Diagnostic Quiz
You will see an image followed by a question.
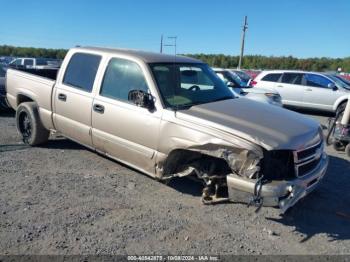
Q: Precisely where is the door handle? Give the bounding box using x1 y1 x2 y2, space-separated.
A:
93 104 105 114
58 93 67 101
305 88 312 91
277 85 284 88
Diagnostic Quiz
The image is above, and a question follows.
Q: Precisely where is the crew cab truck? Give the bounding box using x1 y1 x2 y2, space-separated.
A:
6 47 329 212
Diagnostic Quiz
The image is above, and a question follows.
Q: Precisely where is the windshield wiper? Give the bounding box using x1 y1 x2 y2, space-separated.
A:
210 96 235 103
174 101 204 110
173 96 234 110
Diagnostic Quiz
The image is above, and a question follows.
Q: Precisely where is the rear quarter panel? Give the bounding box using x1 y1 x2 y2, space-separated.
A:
6 69 56 130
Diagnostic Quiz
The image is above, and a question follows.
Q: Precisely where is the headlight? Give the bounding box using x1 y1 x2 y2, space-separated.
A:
265 93 282 103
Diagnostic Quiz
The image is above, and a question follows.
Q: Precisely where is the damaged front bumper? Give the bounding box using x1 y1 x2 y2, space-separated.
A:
227 152 329 213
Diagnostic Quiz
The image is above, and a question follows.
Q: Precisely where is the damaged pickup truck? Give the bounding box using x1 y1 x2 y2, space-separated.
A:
6 47 328 212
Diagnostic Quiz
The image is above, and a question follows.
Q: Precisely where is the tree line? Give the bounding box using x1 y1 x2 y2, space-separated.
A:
184 54 350 72
0 45 349 72
0 45 67 60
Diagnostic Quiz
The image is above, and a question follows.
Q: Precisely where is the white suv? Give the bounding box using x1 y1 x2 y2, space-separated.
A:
253 70 350 114
213 68 282 106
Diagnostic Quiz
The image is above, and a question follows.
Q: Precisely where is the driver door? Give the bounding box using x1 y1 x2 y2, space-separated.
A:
302 73 340 111
91 57 161 173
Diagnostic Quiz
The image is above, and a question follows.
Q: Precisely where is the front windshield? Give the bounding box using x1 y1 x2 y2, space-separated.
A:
326 75 349 89
150 63 234 109
334 75 350 87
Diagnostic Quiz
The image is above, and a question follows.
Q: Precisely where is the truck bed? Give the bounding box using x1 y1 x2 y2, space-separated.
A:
8 66 59 80
6 68 56 130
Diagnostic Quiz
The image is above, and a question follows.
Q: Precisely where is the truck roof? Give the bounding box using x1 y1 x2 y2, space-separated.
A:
76 46 202 64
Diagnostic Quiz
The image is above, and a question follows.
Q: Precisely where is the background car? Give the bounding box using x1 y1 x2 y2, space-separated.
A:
253 70 349 114
8 57 62 70
229 69 252 86
243 69 261 80
0 64 9 110
0 56 15 65
213 68 282 106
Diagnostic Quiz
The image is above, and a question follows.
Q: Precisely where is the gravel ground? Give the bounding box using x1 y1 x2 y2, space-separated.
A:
0 109 349 255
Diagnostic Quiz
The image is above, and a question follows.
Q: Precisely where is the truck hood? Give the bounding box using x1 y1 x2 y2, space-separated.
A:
176 98 321 150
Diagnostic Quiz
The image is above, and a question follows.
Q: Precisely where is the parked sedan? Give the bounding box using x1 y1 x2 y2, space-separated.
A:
213 68 282 107
253 70 350 114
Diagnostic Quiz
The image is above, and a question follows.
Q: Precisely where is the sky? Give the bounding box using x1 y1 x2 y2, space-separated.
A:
0 0 349 58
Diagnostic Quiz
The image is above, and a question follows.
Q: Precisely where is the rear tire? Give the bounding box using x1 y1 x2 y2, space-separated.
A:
16 102 49 146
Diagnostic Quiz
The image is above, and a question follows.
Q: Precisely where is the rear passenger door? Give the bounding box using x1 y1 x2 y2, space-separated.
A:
53 52 102 147
301 73 339 111
275 73 304 106
91 57 161 174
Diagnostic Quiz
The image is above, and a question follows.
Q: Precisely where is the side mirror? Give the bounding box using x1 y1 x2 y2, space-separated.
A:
128 90 155 110
328 83 337 90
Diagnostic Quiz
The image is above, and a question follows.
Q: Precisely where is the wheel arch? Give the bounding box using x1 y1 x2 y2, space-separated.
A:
17 93 35 107
333 97 348 112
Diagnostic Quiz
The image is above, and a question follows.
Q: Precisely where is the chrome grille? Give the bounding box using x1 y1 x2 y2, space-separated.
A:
293 141 323 177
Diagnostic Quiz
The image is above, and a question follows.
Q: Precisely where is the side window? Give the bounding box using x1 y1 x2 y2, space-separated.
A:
63 53 101 92
305 74 333 88
261 73 282 82
100 58 148 102
24 59 34 66
281 73 302 85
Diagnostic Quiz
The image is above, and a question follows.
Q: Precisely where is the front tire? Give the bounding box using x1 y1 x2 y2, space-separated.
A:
336 101 347 117
345 144 350 158
333 141 345 151
16 102 49 146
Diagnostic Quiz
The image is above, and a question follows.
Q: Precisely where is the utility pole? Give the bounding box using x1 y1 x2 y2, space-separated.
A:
164 36 177 56
160 34 163 53
238 16 248 69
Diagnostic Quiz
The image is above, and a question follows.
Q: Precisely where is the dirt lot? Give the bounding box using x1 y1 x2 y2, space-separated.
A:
0 109 349 255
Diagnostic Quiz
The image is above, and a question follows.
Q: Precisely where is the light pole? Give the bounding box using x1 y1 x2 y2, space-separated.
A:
238 16 248 69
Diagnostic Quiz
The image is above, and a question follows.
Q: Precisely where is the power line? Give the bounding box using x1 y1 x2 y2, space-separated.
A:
160 35 177 55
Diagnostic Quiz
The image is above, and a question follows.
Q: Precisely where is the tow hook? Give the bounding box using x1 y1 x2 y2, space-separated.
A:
247 176 266 213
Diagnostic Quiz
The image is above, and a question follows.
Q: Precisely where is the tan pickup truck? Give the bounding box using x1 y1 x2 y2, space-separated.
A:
6 47 328 212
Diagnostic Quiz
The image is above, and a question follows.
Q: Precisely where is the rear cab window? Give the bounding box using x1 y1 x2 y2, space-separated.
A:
63 53 102 92
24 59 34 66
261 73 282 82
